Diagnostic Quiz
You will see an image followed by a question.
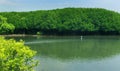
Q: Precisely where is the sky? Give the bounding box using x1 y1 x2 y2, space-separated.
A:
0 0 120 12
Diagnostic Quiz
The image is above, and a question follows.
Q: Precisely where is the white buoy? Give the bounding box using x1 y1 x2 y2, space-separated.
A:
81 36 83 40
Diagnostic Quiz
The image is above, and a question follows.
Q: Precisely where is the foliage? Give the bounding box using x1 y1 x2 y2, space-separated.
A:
1 8 120 35
0 15 15 34
0 37 38 71
36 32 42 35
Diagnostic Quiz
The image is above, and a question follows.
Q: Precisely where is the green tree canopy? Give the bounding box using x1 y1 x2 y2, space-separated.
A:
1 8 120 35
0 15 15 34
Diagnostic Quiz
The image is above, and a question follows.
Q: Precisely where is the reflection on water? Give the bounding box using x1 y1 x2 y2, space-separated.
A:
7 36 120 71
36 55 120 71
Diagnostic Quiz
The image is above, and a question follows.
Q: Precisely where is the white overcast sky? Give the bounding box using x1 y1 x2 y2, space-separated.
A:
0 0 120 12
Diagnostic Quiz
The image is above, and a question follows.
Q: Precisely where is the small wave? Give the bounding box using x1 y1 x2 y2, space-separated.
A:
25 39 78 44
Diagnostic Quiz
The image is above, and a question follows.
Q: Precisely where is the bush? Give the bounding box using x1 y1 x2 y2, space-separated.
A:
0 37 38 71
36 32 42 35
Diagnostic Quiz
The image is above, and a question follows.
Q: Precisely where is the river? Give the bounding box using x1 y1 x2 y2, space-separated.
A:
7 36 120 71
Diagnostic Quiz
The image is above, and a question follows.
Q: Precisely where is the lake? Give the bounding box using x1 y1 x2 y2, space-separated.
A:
7 36 120 71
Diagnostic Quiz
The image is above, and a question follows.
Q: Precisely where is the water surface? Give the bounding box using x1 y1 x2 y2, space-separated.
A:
8 36 120 71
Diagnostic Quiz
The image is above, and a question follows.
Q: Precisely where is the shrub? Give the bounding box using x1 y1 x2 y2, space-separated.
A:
36 32 42 35
0 37 38 71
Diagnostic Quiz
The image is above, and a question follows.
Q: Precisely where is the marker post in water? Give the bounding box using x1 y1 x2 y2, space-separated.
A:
81 36 83 40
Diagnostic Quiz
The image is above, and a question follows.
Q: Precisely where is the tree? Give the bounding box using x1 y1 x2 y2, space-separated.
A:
1 8 120 35
0 15 15 34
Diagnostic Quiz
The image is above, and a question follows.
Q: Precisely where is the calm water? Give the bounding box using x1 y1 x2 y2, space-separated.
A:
7 36 120 71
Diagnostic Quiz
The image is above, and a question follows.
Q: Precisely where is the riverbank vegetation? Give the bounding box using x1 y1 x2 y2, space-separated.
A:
0 37 37 71
0 8 120 35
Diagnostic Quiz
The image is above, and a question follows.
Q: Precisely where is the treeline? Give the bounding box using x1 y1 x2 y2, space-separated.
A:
0 8 120 35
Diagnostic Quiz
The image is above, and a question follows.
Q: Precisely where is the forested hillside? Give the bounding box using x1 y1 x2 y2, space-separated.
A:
0 8 120 35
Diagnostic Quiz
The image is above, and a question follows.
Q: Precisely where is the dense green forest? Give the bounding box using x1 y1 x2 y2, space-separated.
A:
0 8 120 35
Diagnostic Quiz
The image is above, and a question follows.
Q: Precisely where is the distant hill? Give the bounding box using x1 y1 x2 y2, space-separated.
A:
0 8 120 35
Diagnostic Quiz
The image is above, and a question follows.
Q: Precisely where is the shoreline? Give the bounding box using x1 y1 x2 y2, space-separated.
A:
0 34 120 37
0 34 38 37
